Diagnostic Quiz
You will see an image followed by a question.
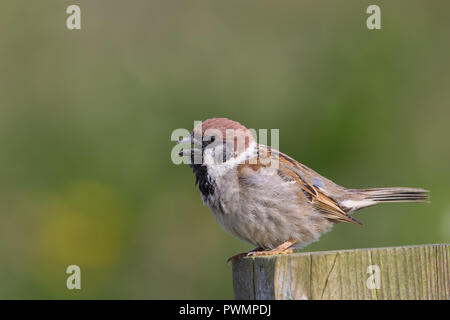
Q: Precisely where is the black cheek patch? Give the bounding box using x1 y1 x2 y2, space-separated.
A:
191 164 216 197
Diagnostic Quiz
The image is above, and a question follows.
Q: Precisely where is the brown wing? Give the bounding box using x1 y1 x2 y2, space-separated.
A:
251 146 362 226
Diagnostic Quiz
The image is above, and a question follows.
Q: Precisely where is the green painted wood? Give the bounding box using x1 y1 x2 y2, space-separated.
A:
232 244 449 300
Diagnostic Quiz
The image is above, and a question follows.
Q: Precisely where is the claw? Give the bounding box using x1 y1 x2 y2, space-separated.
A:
226 246 264 265
226 252 249 264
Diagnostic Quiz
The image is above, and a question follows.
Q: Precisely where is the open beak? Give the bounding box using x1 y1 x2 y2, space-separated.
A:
177 134 201 158
178 135 192 156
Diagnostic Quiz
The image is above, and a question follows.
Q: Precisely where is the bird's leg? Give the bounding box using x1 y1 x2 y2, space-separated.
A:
227 246 264 264
247 239 296 257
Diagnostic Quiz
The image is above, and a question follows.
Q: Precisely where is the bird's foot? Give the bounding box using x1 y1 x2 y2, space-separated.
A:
248 247 293 257
227 240 296 263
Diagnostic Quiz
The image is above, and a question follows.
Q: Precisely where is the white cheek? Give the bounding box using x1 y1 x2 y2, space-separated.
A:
203 148 216 166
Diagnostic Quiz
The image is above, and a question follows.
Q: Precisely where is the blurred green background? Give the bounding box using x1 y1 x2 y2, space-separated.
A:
0 0 449 299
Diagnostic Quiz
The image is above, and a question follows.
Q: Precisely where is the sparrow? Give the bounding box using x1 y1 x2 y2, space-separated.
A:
177 118 429 262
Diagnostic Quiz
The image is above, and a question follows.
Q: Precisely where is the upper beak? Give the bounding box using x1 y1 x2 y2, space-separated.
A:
177 135 193 145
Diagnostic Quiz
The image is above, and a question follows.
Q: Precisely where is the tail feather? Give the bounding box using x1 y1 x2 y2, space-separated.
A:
358 187 429 203
342 187 429 212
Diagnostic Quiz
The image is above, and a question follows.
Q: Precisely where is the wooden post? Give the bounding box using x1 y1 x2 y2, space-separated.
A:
232 244 449 300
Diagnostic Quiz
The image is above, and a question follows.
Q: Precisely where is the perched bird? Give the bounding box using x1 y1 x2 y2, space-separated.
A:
177 118 429 262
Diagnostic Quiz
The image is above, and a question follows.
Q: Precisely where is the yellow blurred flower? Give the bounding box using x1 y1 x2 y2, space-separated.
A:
36 181 129 269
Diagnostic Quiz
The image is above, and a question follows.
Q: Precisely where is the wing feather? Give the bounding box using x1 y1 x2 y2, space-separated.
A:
241 145 362 226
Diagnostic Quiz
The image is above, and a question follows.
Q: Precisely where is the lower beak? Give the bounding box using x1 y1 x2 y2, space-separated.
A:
178 148 194 157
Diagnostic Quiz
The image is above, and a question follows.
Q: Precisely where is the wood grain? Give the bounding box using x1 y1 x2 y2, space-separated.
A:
232 244 449 300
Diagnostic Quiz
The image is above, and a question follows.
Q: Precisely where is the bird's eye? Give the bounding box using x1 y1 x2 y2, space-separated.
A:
202 135 216 148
